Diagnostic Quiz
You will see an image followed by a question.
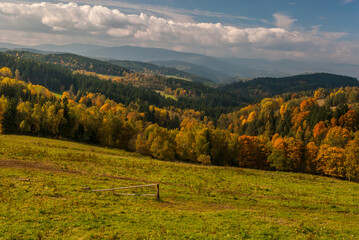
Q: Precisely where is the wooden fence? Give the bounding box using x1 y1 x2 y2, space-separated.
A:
83 183 160 200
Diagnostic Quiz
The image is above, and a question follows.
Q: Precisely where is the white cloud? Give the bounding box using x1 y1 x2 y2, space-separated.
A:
55 0 260 23
273 13 297 30
343 0 355 4
0 2 357 64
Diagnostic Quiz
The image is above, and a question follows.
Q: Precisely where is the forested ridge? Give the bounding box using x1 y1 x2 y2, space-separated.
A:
1 64 359 182
221 73 359 100
5 51 130 76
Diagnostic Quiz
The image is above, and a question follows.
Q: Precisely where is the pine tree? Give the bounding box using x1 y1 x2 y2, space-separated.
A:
2 99 18 134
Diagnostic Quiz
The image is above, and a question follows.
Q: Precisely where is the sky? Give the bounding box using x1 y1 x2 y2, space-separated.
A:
0 0 358 64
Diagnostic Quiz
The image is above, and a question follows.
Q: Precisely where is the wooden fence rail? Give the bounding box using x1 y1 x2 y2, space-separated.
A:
83 183 160 200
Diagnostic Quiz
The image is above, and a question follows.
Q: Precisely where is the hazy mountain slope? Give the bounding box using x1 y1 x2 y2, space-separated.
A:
0 42 24 49
83 45 359 80
149 60 231 83
83 46 201 61
82 46 287 81
34 43 103 54
108 60 215 85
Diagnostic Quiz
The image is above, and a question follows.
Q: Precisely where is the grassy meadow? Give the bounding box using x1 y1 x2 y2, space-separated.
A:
0 135 359 239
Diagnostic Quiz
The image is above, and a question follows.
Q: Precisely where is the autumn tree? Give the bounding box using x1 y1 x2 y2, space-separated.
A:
236 135 269 169
210 129 232 166
140 124 175 161
338 110 359 131
316 144 345 178
0 67 12 78
300 98 316 112
324 126 350 148
305 142 318 173
17 101 33 132
269 137 304 171
313 121 328 143
344 140 359 182
175 130 196 161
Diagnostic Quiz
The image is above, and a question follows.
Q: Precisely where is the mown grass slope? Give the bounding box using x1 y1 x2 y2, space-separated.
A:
0 135 359 239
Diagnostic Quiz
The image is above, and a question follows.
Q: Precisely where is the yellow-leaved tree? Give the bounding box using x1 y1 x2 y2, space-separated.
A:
0 67 12 78
268 137 304 171
316 144 345 178
324 126 351 148
344 140 359 182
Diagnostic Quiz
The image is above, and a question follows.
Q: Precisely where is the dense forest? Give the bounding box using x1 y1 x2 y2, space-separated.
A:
1 65 359 182
221 73 359 100
5 51 130 76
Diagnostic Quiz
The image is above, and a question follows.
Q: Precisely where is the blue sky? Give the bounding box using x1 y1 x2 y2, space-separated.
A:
111 0 359 38
0 0 358 64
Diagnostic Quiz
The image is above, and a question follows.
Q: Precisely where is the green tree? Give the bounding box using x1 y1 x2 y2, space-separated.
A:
2 99 18 134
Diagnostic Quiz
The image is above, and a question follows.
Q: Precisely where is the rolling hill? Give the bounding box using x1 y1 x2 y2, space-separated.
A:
1 134 358 239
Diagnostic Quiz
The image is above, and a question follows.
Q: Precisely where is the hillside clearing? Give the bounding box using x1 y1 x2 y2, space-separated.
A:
0 135 359 239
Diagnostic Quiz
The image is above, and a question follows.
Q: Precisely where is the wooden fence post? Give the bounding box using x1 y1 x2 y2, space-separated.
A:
156 183 160 201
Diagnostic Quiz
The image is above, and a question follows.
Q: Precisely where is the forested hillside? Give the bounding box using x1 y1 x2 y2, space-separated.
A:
1 66 359 182
5 51 130 76
0 52 247 119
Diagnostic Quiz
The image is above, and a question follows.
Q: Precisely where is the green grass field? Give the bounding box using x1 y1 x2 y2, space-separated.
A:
155 90 178 101
165 75 191 82
0 135 359 239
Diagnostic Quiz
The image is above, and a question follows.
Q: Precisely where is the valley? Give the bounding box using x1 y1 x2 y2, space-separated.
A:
1 1 359 238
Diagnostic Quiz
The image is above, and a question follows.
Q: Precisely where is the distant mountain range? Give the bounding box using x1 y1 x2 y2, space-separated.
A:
1 42 359 83
82 46 289 81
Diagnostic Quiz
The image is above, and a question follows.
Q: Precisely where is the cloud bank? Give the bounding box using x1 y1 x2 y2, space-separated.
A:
0 2 357 63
